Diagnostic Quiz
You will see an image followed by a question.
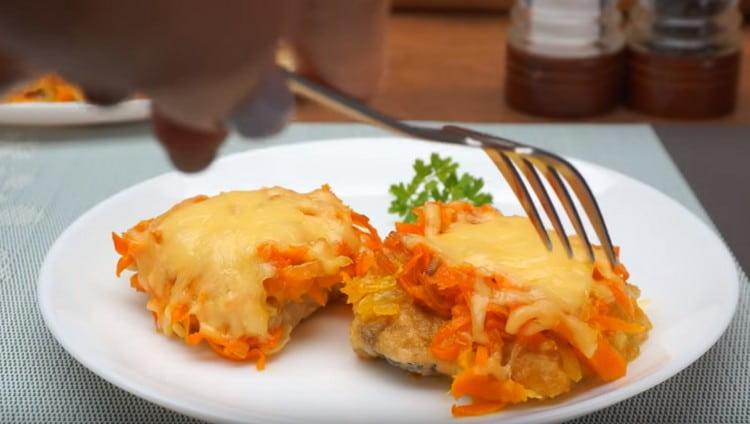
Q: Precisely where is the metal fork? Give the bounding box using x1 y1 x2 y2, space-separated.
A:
285 71 619 269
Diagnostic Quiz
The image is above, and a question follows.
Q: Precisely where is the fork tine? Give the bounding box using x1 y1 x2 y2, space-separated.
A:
511 155 574 258
539 163 596 262
544 156 620 268
483 148 553 251
438 125 609 265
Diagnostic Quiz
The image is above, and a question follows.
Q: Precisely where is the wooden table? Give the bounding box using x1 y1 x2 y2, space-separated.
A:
296 13 750 124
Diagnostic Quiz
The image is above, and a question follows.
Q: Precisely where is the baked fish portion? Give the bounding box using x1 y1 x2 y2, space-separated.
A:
113 186 379 368
343 201 650 417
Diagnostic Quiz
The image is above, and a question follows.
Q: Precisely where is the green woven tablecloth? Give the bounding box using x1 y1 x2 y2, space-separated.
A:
1 123 747 423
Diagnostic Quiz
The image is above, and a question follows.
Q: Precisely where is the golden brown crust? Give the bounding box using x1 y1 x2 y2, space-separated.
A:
510 350 572 398
350 301 457 376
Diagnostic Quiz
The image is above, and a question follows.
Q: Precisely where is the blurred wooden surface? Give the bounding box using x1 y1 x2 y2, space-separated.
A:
295 13 750 124
392 0 750 14
393 0 512 11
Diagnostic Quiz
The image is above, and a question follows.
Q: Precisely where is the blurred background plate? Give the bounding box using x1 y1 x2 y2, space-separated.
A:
0 99 150 126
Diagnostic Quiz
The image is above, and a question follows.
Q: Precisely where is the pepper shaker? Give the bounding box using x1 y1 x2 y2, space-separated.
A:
626 0 743 118
505 0 625 118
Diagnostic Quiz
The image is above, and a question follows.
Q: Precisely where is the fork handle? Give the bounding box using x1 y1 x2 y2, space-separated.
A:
285 70 473 146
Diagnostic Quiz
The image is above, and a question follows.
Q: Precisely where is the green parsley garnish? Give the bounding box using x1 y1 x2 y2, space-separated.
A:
388 153 494 222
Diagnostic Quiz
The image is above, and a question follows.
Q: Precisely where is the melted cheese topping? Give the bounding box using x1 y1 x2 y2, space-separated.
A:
128 187 360 341
425 215 597 313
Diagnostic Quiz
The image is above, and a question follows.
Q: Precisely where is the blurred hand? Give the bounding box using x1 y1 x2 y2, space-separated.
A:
0 0 389 171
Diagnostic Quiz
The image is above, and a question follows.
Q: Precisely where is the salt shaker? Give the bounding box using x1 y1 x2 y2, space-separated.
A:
505 0 625 118
626 0 743 118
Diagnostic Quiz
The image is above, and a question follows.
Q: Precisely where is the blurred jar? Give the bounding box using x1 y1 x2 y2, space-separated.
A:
626 0 743 118
505 0 625 118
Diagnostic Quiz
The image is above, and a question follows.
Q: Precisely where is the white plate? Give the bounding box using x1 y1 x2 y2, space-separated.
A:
0 99 149 126
38 138 739 423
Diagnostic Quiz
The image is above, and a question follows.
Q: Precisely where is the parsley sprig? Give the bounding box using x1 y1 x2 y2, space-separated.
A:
388 153 493 222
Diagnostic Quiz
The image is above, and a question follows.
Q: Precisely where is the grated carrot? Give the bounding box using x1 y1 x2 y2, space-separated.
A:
351 211 382 249
430 311 472 361
115 255 133 277
395 222 423 235
587 336 627 381
112 232 128 255
594 315 646 334
355 250 376 277
129 274 145 292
